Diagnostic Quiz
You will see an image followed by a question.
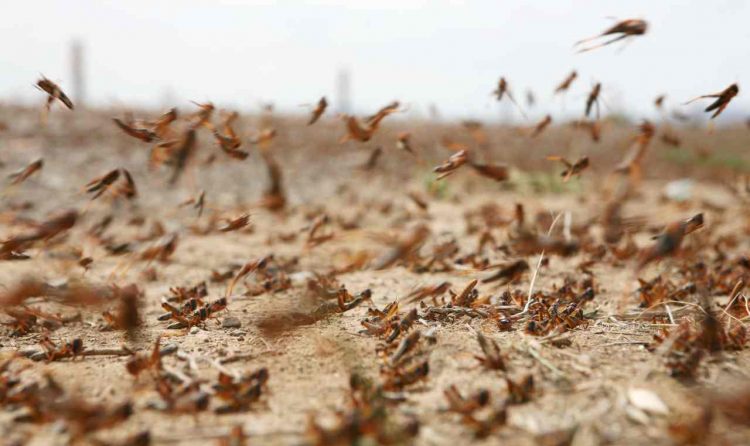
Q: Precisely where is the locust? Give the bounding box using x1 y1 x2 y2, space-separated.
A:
685 83 739 119
492 77 526 118
112 118 158 142
36 76 74 110
585 83 602 118
546 155 590 182
575 19 648 53
8 158 43 185
530 114 552 138
308 96 327 125
554 70 577 94
638 213 704 269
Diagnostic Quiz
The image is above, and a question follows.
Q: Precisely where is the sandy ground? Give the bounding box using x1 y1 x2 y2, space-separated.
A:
1 108 750 445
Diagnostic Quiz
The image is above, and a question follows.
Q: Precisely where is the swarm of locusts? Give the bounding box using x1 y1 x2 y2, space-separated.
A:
2 14 750 446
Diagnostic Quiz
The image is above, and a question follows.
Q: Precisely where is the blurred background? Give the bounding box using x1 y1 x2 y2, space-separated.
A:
2 0 749 121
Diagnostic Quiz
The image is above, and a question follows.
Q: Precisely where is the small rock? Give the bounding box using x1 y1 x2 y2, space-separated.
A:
289 271 316 285
628 387 669 415
189 326 201 335
664 179 694 202
222 317 242 329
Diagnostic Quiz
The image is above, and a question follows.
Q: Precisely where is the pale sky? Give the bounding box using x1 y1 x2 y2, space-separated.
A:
2 0 749 120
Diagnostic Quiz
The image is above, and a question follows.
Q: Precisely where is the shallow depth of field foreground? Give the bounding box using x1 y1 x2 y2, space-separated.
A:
3 3 750 446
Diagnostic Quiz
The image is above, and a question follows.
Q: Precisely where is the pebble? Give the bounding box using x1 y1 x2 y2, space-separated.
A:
222 317 242 328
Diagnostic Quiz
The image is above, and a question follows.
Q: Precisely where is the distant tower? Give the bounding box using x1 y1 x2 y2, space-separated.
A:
336 68 351 114
70 40 85 108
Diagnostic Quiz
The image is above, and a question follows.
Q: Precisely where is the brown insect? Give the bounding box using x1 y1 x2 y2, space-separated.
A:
164 296 228 329
340 117 373 143
226 257 269 295
9 158 43 185
341 103 398 143
638 213 704 269
371 224 430 270
481 259 529 285
366 100 401 124
36 76 74 110
387 307 419 343
505 374 534 404
159 298 198 322
433 149 469 179
585 83 602 118
654 94 666 109
469 161 510 182
685 83 739 119
218 213 251 232
117 169 137 199
444 385 490 415
169 129 196 185
55 398 134 440
407 191 428 210
251 128 277 147
40 335 84 362
213 368 269 413
475 332 506 370
546 155 590 182
4 307 40 335
149 138 178 170
153 380 210 414
85 169 120 200
1 209 78 258
112 118 158 142
308 96 328 125
306 214 334 247
125 337 163 377
102 284 141 333
140 233 179 263
575 19 648 53
403 281 451 304
335 288 372 313
492 77 526 118
180 190 206 217
213 113 248 160
0 278 110 309
570 119 601 142
461 404 508 439
390 330 421 365
384 360 430 390
307 372 420 445
614 120 655 181
492 77 512 102
396 131 415 154
452 279 479 307
150 107 178 139
530 114 552 138
554 70 577 94
359 146 383 171
260 151 286 211
360 300 400 336
190 101 215 130
660 131 681 147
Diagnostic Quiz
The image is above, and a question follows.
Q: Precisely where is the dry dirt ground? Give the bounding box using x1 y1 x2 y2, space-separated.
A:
1 107 750 445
